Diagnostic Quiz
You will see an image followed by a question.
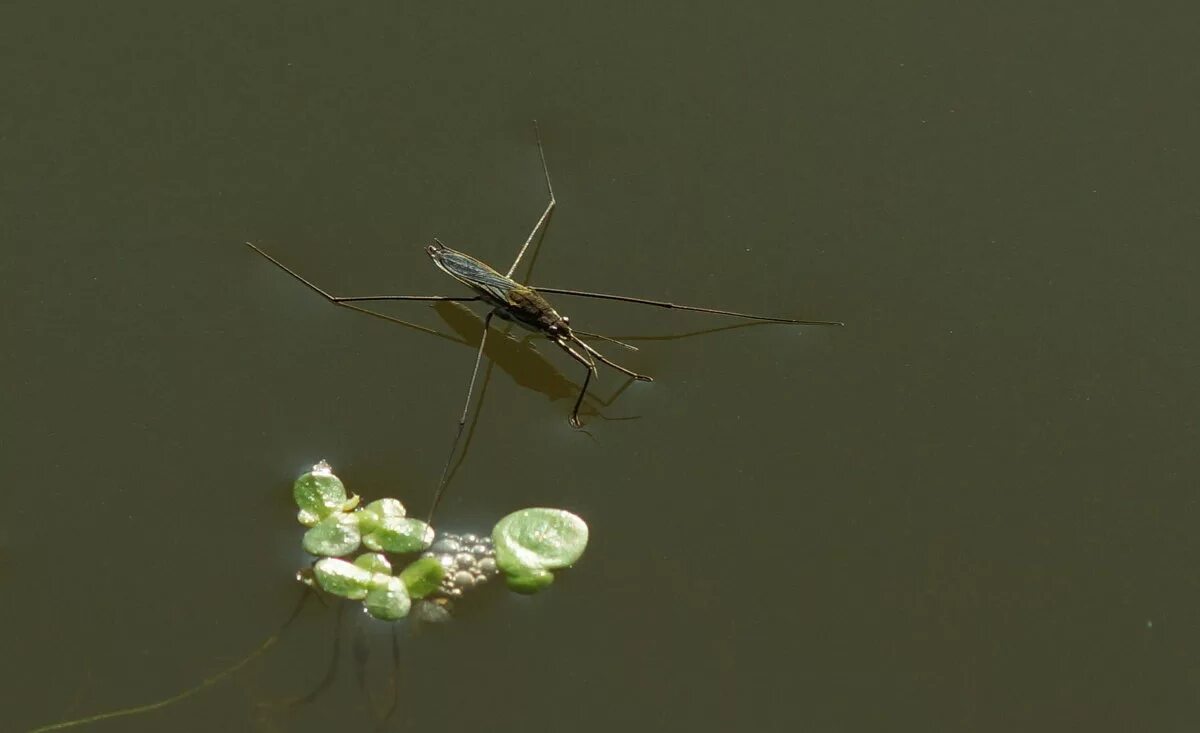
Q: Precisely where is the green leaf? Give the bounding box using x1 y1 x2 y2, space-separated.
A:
358 498 405 534
504 568 555 594
363 517 435 554
297 507 323 526
365 498 406 519
492 508 589 577
364 576 411 620
302 513 362 557
398 556 444 599
292 461 359 526
354 552 392 575
355 508 381 534
313 558 373 600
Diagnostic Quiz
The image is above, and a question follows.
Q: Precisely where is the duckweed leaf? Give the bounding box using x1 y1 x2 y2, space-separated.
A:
366 498 406 519
398 556 444 599
364 576 411 620
504 568 555 594
354 552 392 575
358 498 405 534
302 513 362 557
363 517 434 554
492 508 589 576
313 558 373 600
293 461 359 526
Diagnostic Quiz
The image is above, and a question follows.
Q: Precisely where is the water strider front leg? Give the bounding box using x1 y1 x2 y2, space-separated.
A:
557 338 598 428
572 336 653 382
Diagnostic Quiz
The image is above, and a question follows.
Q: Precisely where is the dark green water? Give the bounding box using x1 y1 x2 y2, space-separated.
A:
3 3 1198 731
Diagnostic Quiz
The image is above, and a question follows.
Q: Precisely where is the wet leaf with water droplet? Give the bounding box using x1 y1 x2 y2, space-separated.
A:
363 517 435 553
302 513 362 557
364 576 411 620
354 552 392 575
358 498 405 534
293 463 359 526
366 498 406 518
313 558 373 600
492 508 589 578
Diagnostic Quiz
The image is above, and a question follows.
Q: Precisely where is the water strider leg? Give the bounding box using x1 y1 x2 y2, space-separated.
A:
532 285 844 326
505 121 556 278
572 329 639 351
557 338 598 428
246 242 480 308
572 335 653 382
428 310 496 521
333 303 448 339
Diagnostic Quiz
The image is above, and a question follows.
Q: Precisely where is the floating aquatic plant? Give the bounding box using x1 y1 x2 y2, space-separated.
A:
294 461 588 619
27 460 592 732
293 460 359 526
493 507 589 593
398 556 445 599
292 466 435 561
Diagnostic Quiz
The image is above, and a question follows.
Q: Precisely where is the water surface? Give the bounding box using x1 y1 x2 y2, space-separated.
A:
2 3 1197 731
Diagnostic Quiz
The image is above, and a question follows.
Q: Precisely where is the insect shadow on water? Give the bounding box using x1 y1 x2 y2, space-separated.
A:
246 121 842 520
428 300 645 493
432 300 641 423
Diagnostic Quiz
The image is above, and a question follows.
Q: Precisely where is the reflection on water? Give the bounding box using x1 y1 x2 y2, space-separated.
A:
432 301 636 417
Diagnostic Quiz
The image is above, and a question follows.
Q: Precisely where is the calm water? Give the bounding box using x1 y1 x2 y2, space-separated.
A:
3 3 1198 731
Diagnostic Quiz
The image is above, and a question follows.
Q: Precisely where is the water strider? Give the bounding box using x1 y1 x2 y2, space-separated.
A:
246 122 841 516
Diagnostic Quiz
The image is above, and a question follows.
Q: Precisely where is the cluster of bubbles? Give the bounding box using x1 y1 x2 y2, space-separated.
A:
422 532 500 598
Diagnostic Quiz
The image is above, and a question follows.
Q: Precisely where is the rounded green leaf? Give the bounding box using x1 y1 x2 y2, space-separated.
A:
354 552 392 575
302 513 362 557
492 508 589 576
366 498 406 519
505 568 555 594
363 517 435 553
398 556 445 599
355 508 381 534
357 499 404 534
313 558 373 600
293 461 359 526
297 507 323 526
364 576 411 620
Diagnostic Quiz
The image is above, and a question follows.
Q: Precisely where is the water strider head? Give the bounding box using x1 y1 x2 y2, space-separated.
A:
545 315 574 342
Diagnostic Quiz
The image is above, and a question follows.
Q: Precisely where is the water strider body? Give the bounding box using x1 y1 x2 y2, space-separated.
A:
246 121 841 517
424 238 656 418
427 241 571 337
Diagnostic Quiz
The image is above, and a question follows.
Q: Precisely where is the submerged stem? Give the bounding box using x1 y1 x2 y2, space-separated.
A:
28 591 308 732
